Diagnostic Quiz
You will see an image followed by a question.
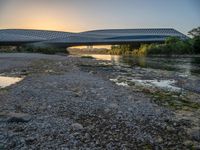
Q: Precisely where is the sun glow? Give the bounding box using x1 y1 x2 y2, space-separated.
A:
0 1 84 32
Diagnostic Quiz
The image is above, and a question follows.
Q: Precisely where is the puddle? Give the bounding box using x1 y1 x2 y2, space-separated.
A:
0 76 23 88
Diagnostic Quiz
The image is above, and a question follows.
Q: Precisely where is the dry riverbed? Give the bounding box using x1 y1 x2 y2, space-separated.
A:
0 53 199 149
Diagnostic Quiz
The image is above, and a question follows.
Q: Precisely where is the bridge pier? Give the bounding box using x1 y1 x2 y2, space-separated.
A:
87 45 93 50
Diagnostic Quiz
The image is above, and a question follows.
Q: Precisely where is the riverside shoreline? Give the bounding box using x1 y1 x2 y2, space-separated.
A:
0 53 199 149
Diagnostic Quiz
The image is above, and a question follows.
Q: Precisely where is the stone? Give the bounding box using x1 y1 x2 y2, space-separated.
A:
104 108 111 113
84 133 90 140
156 136 163 143
6 112 32 123
25 137 37 145
108 103 118 109
190 130 200 142
183 140 193 146
71 123 83 131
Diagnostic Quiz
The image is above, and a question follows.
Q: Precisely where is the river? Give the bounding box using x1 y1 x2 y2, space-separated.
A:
80 54 200 93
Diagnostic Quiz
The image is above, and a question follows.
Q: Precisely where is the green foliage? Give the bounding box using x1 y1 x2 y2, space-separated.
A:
18 46 69 54
110 44 138 55
0 45 69 54
110 36 199 56
146 38 194 55
192 36 200 54
0 46 17 52
165 37 180 44
109 27 200 56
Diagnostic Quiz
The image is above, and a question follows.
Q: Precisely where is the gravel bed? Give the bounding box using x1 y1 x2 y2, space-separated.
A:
0 53 199 149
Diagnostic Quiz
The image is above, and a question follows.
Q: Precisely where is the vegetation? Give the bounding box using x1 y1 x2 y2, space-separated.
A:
18 46 69 54
0 45 69 54
110 27 200 56
0 46 17 52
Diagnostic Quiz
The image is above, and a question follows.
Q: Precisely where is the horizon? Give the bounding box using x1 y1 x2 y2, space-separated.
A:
0 0 200 35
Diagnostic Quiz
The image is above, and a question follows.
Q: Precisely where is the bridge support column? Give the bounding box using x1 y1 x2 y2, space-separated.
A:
87 45 93 50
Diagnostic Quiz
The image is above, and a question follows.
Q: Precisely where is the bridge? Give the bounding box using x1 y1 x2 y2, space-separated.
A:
0 28 188 47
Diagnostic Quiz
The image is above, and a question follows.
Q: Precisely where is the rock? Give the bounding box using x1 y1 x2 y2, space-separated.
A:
6 112 32 123
190 130 200 142
89 71 94 74
142 89 151 93
47 105 52 109
156 136 163 143
84 133 90 140
104 108 111 113
183 140 193 146
108 103 118 109
0 112 7 119
25 137 37 145
166 126 174 132
71 123 83 131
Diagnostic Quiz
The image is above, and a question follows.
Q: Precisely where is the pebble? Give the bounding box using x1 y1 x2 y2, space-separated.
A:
0 53 199 149
190 130 200 142
108 103 118 109
71 123 84 131
6 112 32 123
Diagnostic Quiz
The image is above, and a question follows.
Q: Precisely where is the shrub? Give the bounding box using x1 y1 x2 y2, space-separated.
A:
19 46 69 54
192 36 200 54
165 37 180 44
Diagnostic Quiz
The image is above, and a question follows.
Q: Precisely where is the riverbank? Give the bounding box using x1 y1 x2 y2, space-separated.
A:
0 53 199 149
69 48 200 58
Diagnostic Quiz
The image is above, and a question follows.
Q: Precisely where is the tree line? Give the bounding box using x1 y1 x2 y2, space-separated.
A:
110 27 200 56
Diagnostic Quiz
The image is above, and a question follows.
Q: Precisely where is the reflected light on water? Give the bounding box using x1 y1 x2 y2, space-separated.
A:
83 54 120 62
0 76 23 88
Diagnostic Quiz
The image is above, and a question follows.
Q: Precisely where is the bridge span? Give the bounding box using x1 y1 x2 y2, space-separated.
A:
0 28 188 47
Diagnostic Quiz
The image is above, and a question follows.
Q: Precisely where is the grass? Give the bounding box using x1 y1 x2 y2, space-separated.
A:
124 79 200 111
0 88 9 93
150 91 200 110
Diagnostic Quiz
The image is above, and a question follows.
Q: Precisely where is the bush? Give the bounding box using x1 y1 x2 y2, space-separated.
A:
19 46 69 54
165 37 180 44
192 36 200 54
0 46 17 52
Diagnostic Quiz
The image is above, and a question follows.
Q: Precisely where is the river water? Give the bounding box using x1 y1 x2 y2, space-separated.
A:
0 76 23 88
81 54 200 93
83 54 200 77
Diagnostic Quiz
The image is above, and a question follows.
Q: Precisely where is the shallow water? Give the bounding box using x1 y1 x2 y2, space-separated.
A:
0 76 23 88
82 54 200 92
84 54 200 77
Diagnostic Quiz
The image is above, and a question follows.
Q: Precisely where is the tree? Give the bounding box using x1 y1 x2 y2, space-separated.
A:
188 27 200 37
193 36 200 54
165 37 180 44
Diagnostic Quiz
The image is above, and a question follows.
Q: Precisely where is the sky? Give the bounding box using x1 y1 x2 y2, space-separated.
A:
0 0 199 34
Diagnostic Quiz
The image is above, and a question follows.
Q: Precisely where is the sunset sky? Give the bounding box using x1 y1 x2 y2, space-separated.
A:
0 0 199 34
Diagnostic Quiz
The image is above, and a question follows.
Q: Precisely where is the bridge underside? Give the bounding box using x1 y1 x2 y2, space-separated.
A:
0 28 188 48
45 41 165 48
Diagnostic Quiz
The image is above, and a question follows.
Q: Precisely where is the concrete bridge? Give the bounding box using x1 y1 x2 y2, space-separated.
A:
0 28 188 47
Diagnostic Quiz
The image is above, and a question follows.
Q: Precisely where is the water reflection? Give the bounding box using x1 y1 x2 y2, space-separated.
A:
83 54 200 77
82 54 120 62
0 76 23 88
